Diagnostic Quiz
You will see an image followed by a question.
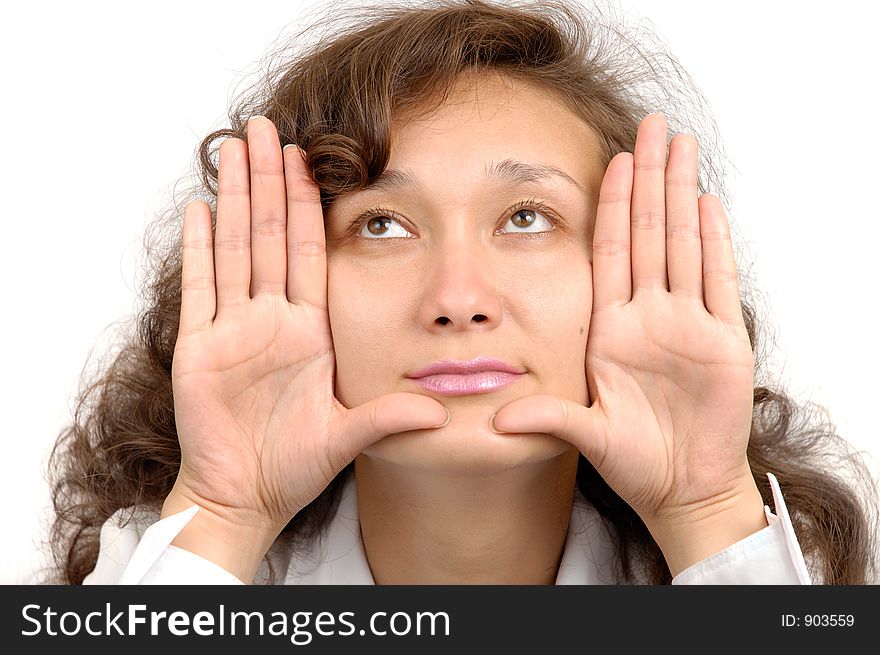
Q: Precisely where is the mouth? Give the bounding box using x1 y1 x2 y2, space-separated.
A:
405 357 526 396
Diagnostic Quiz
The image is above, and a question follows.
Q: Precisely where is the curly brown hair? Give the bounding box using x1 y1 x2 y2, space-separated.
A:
46 0 879 584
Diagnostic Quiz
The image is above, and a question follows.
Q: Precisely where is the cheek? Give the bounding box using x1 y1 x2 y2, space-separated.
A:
515 257 592 354
327 258 408 406
511 257 591 404
559 268 592 401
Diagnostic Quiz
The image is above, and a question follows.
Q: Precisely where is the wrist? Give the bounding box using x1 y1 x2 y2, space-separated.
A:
647 477 768 578
161 488 283 583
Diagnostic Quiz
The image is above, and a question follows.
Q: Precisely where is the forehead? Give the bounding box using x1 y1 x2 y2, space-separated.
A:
391 72 603 173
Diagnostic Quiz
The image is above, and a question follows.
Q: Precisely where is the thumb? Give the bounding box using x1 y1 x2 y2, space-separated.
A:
491 394 608 467
334 392 450 460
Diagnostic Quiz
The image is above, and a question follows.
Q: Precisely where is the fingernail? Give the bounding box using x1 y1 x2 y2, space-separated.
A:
488 412 507 434
432 407 451 428
283 144 305 160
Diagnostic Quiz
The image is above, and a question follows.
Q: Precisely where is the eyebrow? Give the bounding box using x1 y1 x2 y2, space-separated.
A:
359 158 586 195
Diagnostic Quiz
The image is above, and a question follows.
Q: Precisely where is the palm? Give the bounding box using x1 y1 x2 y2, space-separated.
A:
172 294 337 520
585 288 754 518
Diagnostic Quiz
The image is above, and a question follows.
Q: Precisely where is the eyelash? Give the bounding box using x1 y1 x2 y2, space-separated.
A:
347 197 563 240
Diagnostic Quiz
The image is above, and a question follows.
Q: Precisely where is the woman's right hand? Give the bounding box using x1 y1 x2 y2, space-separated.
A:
164 116 449 581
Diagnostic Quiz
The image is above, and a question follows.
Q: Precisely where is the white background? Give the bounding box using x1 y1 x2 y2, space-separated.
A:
2 0 878 583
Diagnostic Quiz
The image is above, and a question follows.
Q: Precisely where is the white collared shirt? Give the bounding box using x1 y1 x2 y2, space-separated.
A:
83 472 812 585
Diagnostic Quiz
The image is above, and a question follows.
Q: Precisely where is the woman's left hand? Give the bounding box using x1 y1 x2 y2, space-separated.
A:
492 113 767 575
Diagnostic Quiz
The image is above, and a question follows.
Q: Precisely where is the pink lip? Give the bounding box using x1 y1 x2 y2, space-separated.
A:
406 357 525 396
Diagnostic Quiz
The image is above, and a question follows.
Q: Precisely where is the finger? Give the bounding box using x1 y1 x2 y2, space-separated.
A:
214 138 252 312
592 151 634 308
491 394 607 469
698 194 743 325
332 393 450 463
179 200 216 336
665 134 703 300
631 113 669 292
246 116 288 297
283 144 328 309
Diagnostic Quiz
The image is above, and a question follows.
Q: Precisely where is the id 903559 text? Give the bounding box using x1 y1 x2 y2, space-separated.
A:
781 614 854 628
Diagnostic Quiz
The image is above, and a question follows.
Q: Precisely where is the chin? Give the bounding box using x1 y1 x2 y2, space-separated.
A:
358 399 573 474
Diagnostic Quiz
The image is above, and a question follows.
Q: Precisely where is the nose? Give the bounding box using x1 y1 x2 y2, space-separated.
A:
418 240 503 332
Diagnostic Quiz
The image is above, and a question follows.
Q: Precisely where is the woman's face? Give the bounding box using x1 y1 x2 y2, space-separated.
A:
325 73 607 472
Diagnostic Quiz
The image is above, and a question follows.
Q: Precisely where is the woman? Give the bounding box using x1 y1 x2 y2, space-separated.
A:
48 0 878 585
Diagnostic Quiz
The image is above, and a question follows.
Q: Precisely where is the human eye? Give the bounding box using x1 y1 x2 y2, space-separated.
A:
495 198 561 237
350 207 416 240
